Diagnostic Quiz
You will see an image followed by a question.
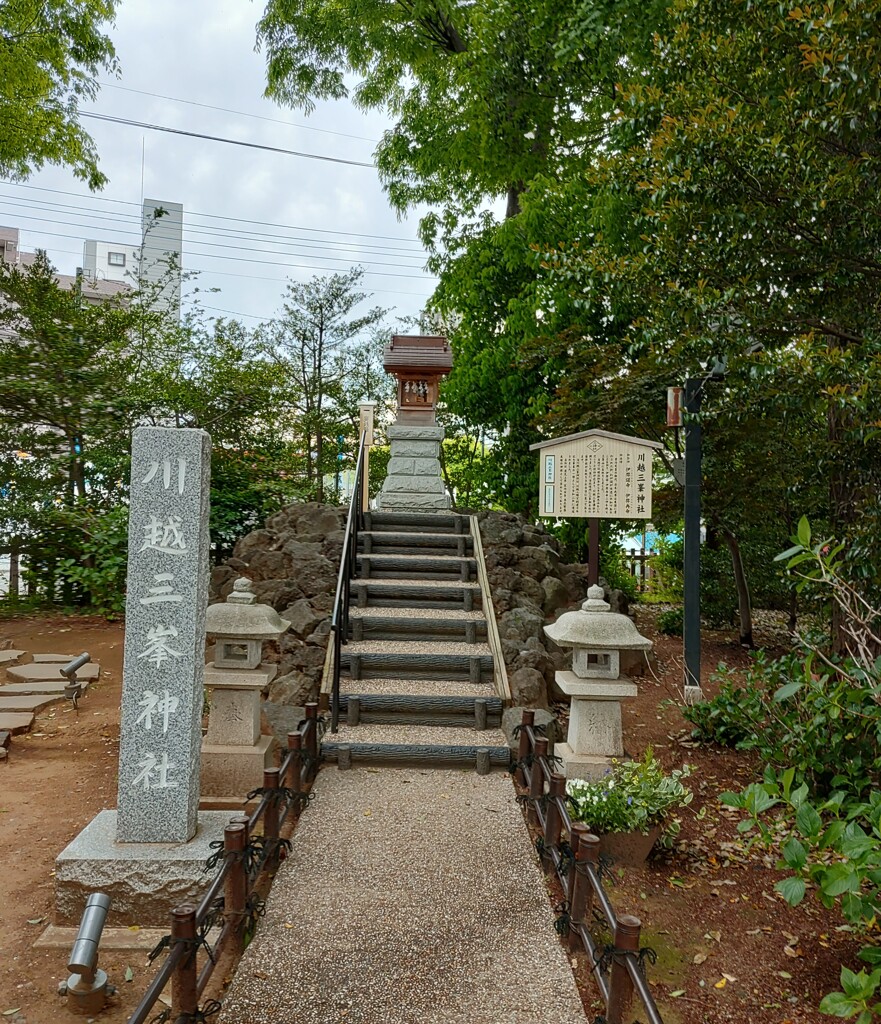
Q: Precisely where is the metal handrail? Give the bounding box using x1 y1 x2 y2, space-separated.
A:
330 431 368 733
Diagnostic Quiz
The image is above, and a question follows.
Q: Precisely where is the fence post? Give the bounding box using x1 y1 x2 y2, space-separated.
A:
516 709 534 788
304 702 319 778
262 767 280 859
607 914 641 1024
568 823 591 953
287 731 303 801
542 773 565 874
170 905 198 1020
528 737 548 826
223 823 248 956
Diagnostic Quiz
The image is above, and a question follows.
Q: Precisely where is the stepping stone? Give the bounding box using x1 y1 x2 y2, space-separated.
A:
0 680 91 697
0 694 66 713
0 650 25 665
32 653 76 663
0 712 35 735
6 663 100 683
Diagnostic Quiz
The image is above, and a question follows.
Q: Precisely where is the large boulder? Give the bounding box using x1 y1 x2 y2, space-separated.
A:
498 607 545 643
284 598 323 640
508 667 549 708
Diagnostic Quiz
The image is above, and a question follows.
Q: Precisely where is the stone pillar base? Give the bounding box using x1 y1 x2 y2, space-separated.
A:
377 424 450 512
555 742 617 782
55 810 230 926
200 733 275 797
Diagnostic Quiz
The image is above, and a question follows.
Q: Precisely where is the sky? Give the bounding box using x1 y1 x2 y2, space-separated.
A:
0 0 437 328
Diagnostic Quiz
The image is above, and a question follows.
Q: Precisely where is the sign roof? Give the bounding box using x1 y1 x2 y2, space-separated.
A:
529 428 664 452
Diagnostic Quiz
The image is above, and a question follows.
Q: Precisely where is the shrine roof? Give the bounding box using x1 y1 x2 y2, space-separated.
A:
383 334 452 371
529 429 664 451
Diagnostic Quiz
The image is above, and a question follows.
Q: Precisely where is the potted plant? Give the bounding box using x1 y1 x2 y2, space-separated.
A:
565 749 693 866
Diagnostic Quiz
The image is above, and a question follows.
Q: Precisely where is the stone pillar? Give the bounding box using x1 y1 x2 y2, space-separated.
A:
116 427 211 843
377 424 451 512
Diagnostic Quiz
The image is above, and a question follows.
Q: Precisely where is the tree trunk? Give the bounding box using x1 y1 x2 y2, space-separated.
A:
722 528 753 648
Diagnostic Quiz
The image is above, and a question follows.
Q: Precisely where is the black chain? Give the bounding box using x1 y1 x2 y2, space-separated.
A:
189 999 223 1021
148 1010 171 1024
147 931 214 967
557 840 575 876
512 722 547 738
638 945 658 974
597 853 616 885
553 900 571 936
243 893 266 945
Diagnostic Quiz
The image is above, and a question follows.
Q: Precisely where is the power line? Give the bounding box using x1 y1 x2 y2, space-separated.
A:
0 193 427 257
98 82 380 145
80 112 375 168
0 181 422 244
0 207 428 270
7 221 438 280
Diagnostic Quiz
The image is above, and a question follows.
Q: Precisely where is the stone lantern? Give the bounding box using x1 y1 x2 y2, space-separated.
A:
200 578 291 806
543 585 652 780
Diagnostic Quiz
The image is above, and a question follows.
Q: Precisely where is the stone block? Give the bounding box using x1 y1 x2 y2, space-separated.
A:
214 638 262 670
0 650 25 665
0 693 68 713
387 425 445 440
386 440 440 459
387 456 416 476
568 698 624 756
31 653 74 663
0 680 90 696
553 670 637 699
555 742 615 782
0 712 33 734
377 491 452 511
7 663 100 683
205 687 261 746
382 475 446 494
54 810 229 926
200 734 276 797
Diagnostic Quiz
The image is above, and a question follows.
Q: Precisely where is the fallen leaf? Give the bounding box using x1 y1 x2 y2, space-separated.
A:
26 917 44 925
706 931 722 943
670 990 686 998
252 970 268 980
124 966 134 983
128 925 141 933
3 1010 21 1017
778 971 792 979
693 952 708 965
714 978 726 990
722 973 737 982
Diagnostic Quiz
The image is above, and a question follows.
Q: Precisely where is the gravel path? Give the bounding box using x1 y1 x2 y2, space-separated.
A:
218 768 587 1024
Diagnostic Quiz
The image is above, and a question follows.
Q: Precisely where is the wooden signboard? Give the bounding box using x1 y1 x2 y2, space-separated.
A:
530 429 663 519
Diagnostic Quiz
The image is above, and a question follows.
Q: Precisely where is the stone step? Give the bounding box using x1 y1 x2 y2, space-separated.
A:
321 723 510 772
0 679 91 697
357 554 476 581
340 648 495 684
352 579 482 611
340 677 495 698
349 614 488 644
6 662 100 683
0 712 35 734
359 531 473 557
0 693 69 714
337 693 504 729
365 511 469 534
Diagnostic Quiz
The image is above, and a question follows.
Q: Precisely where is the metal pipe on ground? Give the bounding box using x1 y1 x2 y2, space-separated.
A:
66 891 111 1015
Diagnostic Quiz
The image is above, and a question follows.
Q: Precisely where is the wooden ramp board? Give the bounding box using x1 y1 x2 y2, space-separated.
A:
0 713 35 735
6 662 100 683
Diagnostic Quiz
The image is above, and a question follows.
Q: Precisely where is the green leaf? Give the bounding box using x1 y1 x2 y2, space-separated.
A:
796 515 811 547
775 875 806 906
773 680 802 702
124 966 134 982
818 991 857 1016
781 837 807 870
795 802 822 839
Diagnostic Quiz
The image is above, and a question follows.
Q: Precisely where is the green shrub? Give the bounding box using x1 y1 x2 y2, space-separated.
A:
656 607 683 635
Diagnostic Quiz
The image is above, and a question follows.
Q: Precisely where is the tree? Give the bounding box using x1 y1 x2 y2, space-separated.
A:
257 269 388 501
0 0 119 188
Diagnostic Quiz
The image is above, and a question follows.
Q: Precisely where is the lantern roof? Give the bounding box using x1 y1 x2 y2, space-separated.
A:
543 586 651 651
205 578 291 640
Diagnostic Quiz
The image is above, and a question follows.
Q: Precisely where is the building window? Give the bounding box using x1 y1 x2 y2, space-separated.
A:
107 251 126 267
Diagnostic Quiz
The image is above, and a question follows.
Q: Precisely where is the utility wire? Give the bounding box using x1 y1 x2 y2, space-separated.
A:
0 193 426 257
98 82 380 145
0 181 421 244
0 207 428 270
79 112 375 168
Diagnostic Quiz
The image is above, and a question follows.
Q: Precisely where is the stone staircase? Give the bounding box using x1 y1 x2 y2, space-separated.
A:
321 511 511 772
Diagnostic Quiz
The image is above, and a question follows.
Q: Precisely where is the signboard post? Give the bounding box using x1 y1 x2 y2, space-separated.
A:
530 429 663 586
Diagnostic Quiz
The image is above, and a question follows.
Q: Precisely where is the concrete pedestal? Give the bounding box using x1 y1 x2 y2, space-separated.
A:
377 424 450 511
200 664 277 798
554 670 637 781
55 810 230 926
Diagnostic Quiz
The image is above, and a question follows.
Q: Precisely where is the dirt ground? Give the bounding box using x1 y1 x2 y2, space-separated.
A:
0 609 866 1024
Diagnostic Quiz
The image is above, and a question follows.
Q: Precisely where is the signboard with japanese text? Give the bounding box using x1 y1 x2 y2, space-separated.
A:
116 427 211 843
530 429 663 520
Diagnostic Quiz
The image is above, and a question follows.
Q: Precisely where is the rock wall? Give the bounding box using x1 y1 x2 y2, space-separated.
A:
209 502 346 741
477 511 589 708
